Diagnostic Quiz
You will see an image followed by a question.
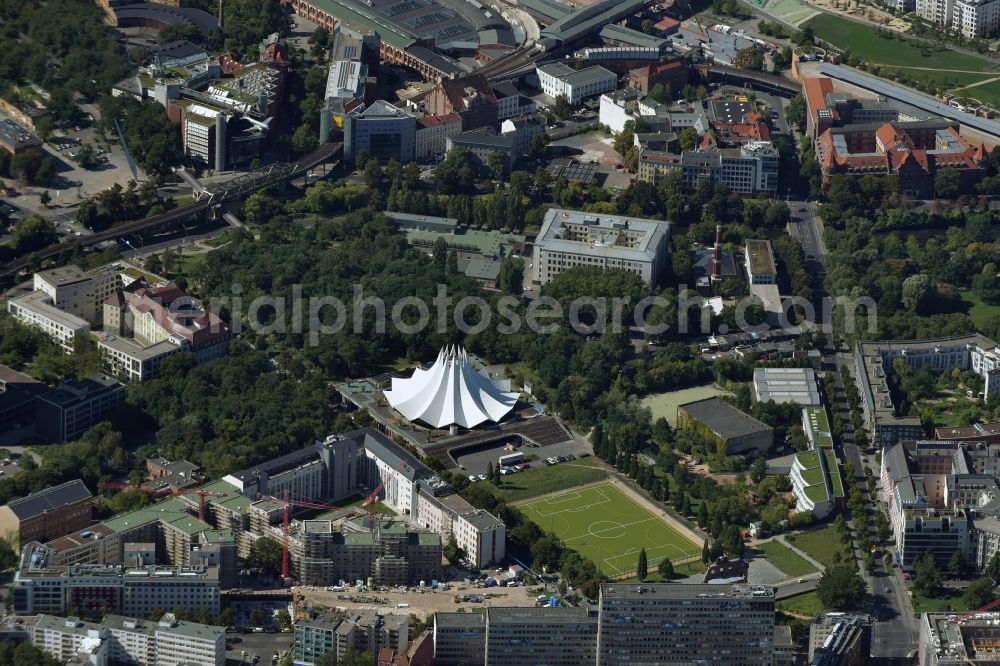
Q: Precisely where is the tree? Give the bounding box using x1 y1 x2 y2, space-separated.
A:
679 127 698 151
292 124 319 156
914 551 942 597
219 607 236 628
902 273 938 314
750 457 768 484
491 461 501 485
964 576 996 610
487 151 509 180
0 537 18 571
948 550 967 579
498 256 525 294
433 236 448 270
641 18 656 34
649 83 670 103
637 548 648 581
702 540 710 564
248 537 283 577
276 609 291 627
249 609 266 628
531 534 563 569
786 93 806 129
486 462 495 484
718 524 744 557
987 551 1000 585
934 167 961 199
552 94 573 120
815 565 867 610
39 190 51 207
443 533 464 565
658 557 674 580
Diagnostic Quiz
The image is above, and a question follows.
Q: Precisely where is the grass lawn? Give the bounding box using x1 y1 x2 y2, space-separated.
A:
757 541 819 578
761 0 820 26
805 13 1000 73
640 384 732 427
174 253 206 276
517 483 701 577
786 525 850 570
912 589 969 615
776 590 825 616
956 290 1000 328
484 457 608 503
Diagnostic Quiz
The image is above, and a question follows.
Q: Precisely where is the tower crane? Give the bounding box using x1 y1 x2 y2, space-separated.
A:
950 597 1000 624
97 482 226 522
256 491 343 583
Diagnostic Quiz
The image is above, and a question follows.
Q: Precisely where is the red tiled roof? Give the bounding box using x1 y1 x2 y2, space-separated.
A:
416 112 462 128
802 77 834 121
656 17 680 29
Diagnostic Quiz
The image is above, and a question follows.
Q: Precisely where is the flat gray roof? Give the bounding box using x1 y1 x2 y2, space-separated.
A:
535 208 669 264
753 367 820 405
9 291 90 331
678 397 773 439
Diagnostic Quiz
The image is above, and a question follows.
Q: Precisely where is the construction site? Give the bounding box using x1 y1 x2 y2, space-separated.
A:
920 607 1000 666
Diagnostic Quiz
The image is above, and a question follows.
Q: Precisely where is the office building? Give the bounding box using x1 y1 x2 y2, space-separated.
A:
99 280 231 382
433 583 775 666
295 610 408 666
677 397 774 456
532 208 671 286
855 335 1000 446
34 376 126 443
745 239 777 285
360 427 436 515
920 611 1000 666
33 265 121 325
224 431 363 502
8 290 91 354
491 80 538 120
809 613 872 665
13 543 220 618
0 364 43 435
537 63 617 106
446 129 515 173
11 612 225 666
0 480 92 549
414 113 462 160
0 118 42 156
637 142 779 194
344 100 417 165
754 367 821 405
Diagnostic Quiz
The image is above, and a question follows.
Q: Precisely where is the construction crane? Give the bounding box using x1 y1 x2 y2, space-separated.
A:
97 482 226 522
950 597 1000 624
363 482 385 530
257 491 343 583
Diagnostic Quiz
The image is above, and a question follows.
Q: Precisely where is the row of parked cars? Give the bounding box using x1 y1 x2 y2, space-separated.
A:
545 454 576 466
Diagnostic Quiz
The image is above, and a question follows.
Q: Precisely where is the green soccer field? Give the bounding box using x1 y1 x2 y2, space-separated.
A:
518 483 701 577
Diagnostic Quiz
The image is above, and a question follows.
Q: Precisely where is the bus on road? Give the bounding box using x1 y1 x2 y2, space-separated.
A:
498 452 525 467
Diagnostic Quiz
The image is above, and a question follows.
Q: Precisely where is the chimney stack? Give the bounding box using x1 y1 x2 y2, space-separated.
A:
711 224 722 284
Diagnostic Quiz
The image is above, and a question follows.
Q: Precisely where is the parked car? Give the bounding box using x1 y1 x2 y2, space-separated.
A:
468 475 478 483
477 474 487 481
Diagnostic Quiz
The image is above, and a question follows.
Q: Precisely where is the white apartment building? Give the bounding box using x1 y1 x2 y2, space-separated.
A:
13 612 225 666
537 63 617 106
361 431 435 517
414 483 505 568
917 0 956 26
8 291 91 353
532 208 671 286
952 0 1000 37
414 113 462 160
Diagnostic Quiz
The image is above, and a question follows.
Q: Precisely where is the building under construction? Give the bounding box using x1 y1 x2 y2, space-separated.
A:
920 611 1000 666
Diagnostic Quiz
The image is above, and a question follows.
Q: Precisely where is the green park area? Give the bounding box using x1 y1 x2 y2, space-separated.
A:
484 457 608 503
757 540 818 578
517 483 701 577
776 590 825 616
640 384 732 427
760 0 820 26
786 524 849 570
957 290 1000 328
803 14 1000 104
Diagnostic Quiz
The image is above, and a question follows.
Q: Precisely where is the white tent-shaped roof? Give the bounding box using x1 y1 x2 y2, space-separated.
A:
384 345 519 429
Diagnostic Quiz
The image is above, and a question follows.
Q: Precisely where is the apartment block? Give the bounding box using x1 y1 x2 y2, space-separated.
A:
13 543 220 618
952 0 1000 38
637 143 779 195
10 612 225 666
35 375 126 443
808 613 872 665
415 481 505 568
414 112 462 160
0 480 93 548
855 336 1000 447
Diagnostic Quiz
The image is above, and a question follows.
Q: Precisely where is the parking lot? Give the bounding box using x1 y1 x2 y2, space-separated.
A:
452 436 592 477
226 630 292 666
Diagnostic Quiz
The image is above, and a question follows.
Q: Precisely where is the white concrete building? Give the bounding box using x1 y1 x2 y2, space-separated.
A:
8 291 91 354
532 208 671 286
598 89 642 134
537 63 617 106
952 0 1000 37
414 112 462 160
359 428 436 517
415 484 505 568
500 114 547 154
33 265 119 325
13 612 225 666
